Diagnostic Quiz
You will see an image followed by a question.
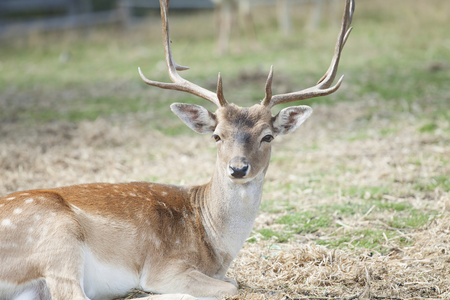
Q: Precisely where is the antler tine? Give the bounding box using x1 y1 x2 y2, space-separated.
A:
261 65 274 107
138 0 228 107
216 73 228 107
316 0 354 86
263 0 354 108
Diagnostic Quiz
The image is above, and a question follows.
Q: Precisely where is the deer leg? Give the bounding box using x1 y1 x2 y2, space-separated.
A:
45 276 88 300
223 276 238 288
43 247 87 300
181 269 238 297
128 294 197 300
3 279 52 300
34 208 88 299
141 269 238 300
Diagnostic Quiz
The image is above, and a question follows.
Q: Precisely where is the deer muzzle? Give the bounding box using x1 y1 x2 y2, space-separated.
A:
228 157 250 179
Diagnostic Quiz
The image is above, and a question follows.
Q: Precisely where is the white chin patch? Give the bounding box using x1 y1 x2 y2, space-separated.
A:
228 176 254 184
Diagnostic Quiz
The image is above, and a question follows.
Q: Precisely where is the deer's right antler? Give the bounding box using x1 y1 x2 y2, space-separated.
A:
138 0 228 108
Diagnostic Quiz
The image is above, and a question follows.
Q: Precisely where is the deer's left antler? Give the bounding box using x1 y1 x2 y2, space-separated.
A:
261 0 355 108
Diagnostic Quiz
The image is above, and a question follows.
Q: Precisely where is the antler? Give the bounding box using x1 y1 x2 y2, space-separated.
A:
261 0 355 108
138 0 228 107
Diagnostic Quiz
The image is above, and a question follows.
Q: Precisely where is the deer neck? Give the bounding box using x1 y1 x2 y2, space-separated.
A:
199 160 265 260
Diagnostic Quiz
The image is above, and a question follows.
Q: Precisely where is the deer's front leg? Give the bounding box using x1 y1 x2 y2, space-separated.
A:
142 268 238 300
223 276 238 288
130 294 197 300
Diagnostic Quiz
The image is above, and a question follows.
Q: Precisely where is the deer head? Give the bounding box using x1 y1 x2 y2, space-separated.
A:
139 0 353 185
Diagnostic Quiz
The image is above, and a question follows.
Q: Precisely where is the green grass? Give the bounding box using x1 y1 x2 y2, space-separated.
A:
388 213 432 230
17 96 146 123
317 229 406 251
254 228 292 243
414 175 450 192
341 186 391 201
257 196 439 249
419 122 439 133
276 212 332 234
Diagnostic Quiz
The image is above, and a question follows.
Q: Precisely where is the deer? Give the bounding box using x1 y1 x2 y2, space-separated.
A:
0 0 354 299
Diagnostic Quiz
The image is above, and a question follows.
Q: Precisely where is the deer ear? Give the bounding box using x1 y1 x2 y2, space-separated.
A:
170 103 217 134
272 105 313 135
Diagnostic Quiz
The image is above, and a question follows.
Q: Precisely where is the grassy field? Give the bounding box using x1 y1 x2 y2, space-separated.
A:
0 0 449 299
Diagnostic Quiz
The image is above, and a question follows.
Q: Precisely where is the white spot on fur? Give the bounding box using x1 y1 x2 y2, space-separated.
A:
13 208 23 215
70 204 83 214
1 219 12 226
41 225 49 236
158 201 168 209
25 198 34 204
0 242 18 249
149 232 161 249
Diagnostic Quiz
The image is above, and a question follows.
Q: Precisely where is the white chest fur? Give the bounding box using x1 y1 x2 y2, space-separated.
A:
207 173 264 259
82 247 139 300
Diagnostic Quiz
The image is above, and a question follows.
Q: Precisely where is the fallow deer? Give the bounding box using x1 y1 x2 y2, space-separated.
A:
0 0 354 299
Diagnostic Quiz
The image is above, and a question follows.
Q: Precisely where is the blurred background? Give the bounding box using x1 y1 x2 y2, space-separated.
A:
1 0 448 122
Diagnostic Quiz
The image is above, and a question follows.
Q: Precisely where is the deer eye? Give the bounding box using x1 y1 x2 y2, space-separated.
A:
212 134 221 142
261 135 274 143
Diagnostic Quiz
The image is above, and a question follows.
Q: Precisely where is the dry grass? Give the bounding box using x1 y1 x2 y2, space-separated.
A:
231 217 450 299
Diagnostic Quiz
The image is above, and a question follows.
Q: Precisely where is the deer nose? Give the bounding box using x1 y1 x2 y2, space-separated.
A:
228 157 250 179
